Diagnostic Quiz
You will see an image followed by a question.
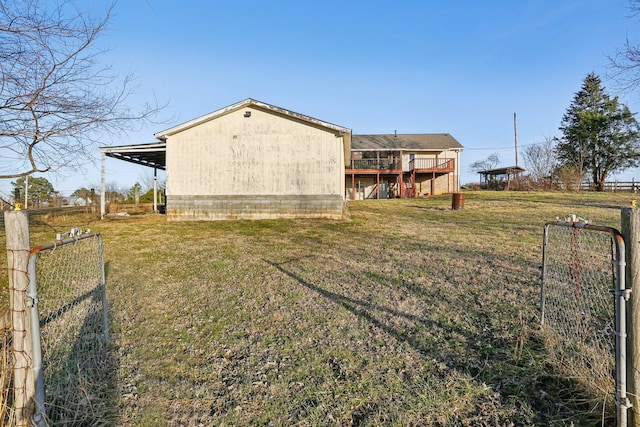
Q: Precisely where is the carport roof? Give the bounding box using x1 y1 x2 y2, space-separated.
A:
100 142 166 170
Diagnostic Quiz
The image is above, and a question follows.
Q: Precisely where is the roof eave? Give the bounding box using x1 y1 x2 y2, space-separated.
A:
155 98 351 139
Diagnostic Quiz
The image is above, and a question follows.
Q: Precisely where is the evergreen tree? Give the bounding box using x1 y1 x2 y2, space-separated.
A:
72 187 97 203
11 176 56 207
126 182 142 202
556 73 640 191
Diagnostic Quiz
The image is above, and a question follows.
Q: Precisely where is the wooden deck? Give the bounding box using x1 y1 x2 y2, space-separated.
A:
408 158 455 173
345 158 457 199
346 158 454 173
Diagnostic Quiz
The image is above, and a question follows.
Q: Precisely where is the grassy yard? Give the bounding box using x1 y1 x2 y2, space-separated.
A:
3 191 635 425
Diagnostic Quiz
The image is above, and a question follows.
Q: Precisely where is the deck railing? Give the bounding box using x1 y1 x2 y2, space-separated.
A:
348 158 455 172
408 158 455 171
349 159 401 170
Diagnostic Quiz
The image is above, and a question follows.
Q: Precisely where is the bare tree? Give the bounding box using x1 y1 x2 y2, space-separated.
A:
522 137 558 188
103 181 126 203
468 152 500 173
608 1 640 91
555 163 585 192
0 0 162 180
138 169 166 194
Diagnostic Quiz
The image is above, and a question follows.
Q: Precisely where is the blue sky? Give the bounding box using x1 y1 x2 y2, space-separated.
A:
9 0 640 196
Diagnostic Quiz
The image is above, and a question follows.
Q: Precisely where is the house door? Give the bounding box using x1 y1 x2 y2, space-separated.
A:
379 181 388 199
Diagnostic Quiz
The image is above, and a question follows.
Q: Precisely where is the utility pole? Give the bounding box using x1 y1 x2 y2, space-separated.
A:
514 112 519 167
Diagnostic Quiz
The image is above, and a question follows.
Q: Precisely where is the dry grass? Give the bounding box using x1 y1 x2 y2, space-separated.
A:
0 330 13 425
0 190 634 425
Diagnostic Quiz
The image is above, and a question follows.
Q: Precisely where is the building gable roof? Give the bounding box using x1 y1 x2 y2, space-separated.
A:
352 133 463 151
155 98 352 139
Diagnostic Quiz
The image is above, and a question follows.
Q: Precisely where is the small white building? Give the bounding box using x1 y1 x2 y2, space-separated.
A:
101 99 352 220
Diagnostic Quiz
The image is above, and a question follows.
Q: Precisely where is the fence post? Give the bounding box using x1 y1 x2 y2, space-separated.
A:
623 207 640 426
5 210 34 426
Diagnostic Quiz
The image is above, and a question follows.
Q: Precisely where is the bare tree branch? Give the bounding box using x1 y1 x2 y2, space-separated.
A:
468 152 500 173
0 0 164 180
608 1 640 92
522 137 558 187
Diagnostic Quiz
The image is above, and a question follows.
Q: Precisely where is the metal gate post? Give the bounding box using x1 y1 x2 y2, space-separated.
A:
26 254 46 427
613 230 631 426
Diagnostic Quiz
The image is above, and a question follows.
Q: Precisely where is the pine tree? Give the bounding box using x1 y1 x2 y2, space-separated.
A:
556 73 640 191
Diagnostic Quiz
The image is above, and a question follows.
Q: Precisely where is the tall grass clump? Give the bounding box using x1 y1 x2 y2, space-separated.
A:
1 329 13 426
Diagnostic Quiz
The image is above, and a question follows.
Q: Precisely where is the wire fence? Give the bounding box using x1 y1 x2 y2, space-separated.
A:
27 231 111 425
1 222 110 426
541 219 629 425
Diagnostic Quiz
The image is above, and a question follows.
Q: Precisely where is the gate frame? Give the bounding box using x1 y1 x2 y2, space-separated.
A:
26 231 107 426
541 219 631 426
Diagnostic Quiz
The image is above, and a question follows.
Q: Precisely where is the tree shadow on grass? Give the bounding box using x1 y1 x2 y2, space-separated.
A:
263 258 442 354
263 256 615 426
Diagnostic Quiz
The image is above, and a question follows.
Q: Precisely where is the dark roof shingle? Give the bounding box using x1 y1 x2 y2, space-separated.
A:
352 133 463 151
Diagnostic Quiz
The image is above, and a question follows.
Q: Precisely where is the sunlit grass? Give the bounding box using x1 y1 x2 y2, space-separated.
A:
0 190 633 425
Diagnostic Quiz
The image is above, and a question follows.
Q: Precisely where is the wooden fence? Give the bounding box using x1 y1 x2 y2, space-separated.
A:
581 181 640 192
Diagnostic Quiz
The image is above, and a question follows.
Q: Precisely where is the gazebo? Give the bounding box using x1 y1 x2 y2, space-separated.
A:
478 166 525 190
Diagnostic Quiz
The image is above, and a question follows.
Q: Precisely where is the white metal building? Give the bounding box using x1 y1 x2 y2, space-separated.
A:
100 99 352 220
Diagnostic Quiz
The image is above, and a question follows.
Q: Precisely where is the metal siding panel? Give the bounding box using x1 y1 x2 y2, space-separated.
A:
166 107 344 198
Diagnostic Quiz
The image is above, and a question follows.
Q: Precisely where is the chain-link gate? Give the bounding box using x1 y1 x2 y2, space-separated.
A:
27 230 109 426
541 218 630 426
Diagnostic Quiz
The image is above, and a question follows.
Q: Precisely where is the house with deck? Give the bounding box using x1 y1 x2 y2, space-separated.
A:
99 100 464 220
345 133 463 199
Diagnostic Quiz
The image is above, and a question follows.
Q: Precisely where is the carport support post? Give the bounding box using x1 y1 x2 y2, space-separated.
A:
6 210 35 426
153 167 158 212
623 206 640 426
100 151 106 219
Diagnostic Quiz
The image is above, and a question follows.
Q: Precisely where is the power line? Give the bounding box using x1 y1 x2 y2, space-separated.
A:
464 141 541 151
